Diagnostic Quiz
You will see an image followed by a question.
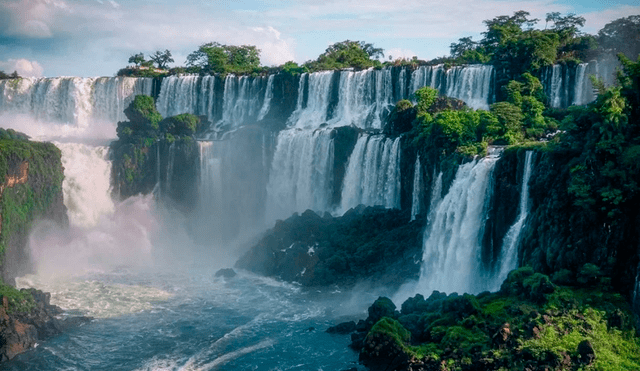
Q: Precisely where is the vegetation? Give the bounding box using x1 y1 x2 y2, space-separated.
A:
303 40 384 72
186 42 262 75
0 280 35 314
0 136 64 266
111 95 205 197
357 267 640 370
0 71 20 80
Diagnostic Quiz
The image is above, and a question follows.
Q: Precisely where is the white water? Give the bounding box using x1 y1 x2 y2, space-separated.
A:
417 156 498 295
287 72 334 129
266 128 335 221
410 156 422 221
55 143 115 228
409 64 494 110
340 134 401 213
427 171 443 224
544 54 620 108
0 77 153 128
156 75 217 120
492 151 535 289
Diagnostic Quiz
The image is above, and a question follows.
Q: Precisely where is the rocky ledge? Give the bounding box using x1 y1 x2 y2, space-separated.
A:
236 206 425 289
0 287 91 362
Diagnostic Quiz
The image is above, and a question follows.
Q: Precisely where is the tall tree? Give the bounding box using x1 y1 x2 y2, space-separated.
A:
150 50 174 69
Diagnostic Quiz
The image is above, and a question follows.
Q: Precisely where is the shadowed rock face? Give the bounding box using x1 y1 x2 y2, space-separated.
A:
236 206 425 289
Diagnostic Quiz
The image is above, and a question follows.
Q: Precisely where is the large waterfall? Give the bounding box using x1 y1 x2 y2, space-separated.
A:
491 151 534 290
0 77 153 128
265 129 335 222
417 156 498 295
410 64 494 110
543 54 619 108
340 134 401 212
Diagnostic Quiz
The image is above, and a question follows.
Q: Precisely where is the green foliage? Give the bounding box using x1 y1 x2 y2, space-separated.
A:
304 40 383 72
128 52 146 66
186 42 261 75
160 113 202 137
414 87 438 116
0 128 29 141
0 139 64 263
362 269 640 370
280 61 308 76
0 70 20 80
0 281 35 314
597 15 640 59
150 49 174 69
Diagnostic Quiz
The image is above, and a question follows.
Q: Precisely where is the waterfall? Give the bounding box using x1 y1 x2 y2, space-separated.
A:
156 75 218 120
340 134 401 212
491 151 535 289
257 75 275 121
417 156 498 295
410 156 422 221
0 76 152 127
327 68 394 129
409 65 494 109
287 72 334 129
427 171 443 223
56 142 115 228
266 129 335 221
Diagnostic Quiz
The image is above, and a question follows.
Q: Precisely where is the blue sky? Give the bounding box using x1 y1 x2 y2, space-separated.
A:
0 0 638 77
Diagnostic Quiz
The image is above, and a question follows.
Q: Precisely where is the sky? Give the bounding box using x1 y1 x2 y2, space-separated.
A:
0 0 638 78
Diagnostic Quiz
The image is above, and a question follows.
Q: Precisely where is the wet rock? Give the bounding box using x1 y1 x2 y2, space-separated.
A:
0 289 91 362
214 268 237 279
349 331 366 351
359 331 413 371
327 321 357 334
578 340 596 365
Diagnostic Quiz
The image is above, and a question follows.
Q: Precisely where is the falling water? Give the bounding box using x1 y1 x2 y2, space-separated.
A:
417 156 499 295
491 151 535 289
0 76 153 127
265 128 335 221
410 156 422 221
340 134 401 212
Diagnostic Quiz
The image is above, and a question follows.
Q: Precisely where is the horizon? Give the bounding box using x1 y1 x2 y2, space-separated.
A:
0 0 639 78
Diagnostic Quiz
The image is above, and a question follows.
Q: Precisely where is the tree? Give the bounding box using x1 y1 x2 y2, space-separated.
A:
128 53 145 67
598 15 640 59
305 40 383 71
450 37 477 58
186 42 261 74
150 49 174 69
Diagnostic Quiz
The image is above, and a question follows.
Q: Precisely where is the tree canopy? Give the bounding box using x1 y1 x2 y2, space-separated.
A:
186 42 261 75
304 40 384 71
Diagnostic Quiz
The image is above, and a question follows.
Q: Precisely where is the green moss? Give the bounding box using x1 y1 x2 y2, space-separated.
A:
0 138 64 260
0 280 35 314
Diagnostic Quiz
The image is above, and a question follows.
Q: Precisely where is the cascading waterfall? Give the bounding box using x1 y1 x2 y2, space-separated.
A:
220 75 269 127
491 151 534 290
156 75 217 120
427 171 443 223
327 68 394 129
287 71 334 129
266 129 334 221
409 65 494 109
257 75 275 121
417 155 499 295
0 76 152 127
55 142 115 228
340 134 401 212
543 55 620 108
410 156 422 221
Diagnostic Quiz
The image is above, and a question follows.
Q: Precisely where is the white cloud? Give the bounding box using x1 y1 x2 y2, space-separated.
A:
0 58 44 77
